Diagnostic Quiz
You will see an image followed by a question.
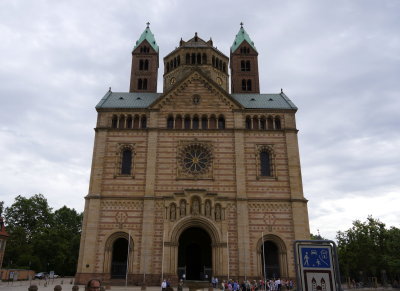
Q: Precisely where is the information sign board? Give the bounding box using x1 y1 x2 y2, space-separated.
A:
294 241 342 291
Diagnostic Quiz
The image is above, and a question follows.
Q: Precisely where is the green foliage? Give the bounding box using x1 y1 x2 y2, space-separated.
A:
310 233 327 240
2 194 82 276
337 216 400 282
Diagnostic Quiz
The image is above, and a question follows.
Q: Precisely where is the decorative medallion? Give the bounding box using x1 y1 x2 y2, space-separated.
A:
216 77 223 86
192 94 201 105
177 142 213 178
170 77 176 84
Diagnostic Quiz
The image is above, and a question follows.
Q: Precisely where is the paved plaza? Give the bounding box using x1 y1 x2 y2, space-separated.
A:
0 279 397 291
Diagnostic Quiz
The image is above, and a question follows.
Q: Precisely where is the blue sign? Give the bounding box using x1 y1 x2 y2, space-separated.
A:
301 247 331 268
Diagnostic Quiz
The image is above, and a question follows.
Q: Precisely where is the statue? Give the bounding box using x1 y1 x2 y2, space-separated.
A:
205 201 211 217
180 200 186 217
215 204 221 221
192 199 200 215
170 204 176 220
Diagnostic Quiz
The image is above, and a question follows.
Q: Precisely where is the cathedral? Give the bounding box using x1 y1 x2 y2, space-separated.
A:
75 23 310 285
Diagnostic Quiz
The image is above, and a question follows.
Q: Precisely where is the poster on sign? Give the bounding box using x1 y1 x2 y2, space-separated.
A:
304 270 334 291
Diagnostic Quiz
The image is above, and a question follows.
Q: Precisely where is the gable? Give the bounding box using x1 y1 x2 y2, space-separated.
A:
150 71 243 113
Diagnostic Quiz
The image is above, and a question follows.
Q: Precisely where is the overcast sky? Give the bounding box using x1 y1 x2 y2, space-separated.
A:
0 0 399 240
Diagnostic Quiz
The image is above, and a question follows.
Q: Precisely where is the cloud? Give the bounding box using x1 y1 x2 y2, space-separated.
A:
0 0 399 241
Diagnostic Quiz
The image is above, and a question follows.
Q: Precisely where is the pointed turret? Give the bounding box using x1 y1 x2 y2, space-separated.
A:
230 23 260 94
129 23 159 93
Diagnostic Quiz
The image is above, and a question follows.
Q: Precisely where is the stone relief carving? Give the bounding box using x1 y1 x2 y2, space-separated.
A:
115 211 128 228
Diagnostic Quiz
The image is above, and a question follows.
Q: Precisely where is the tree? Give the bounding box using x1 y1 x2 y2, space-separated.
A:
337 216 400 283
3 194 82 275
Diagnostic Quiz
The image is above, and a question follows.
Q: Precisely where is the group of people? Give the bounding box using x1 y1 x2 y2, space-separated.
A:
220 278 294 291
86 277 295 291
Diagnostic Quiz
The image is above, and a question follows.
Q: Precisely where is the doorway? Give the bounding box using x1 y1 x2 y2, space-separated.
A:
111 237 128 278
261 241 280 279
178 227 212 280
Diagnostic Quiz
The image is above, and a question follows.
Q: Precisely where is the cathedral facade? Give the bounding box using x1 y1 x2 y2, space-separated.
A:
75 24 310 285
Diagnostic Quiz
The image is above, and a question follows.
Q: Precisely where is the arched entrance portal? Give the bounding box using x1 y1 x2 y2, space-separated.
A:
111 237 128 278
178 227 212 280
261 241 280 279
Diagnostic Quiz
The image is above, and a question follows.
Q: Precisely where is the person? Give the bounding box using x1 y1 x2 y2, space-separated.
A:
161 279 167 291
87 279 101 291
178 279 184 291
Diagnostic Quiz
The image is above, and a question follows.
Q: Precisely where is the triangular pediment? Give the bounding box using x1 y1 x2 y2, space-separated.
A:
149 69 243 111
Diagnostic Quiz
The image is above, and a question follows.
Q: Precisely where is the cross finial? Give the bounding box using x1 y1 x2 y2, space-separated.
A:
281 88 283 93
109 87 112 92
146 22 150 28
240 22 243 28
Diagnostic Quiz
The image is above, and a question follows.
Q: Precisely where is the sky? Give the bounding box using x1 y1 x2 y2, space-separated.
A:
0 0 399 241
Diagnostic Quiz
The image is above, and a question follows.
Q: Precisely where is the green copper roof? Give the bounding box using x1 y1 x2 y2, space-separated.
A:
231 26 257 53
231 93 297 110
133 27 159 52
96 91 296 110
96 92 162 109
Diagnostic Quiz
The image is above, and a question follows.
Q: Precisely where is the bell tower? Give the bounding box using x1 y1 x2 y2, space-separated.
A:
129 23 159 93
230 23 260 94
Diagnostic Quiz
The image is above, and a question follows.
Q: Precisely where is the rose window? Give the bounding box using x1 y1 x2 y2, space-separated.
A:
179 144 212 175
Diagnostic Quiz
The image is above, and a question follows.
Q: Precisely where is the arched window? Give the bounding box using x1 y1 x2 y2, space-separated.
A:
209 116 216 129
241 60 246 71
143 79 148 90
242 79 246 91
127 115 133 129
138 79 143 90
166 63 170 73
191 53 196 64
223 63 226 73
144 60 149 70
133 116 140 129
218 115 225 129
184 116 191 129
186 53 190 64
245 117 251 129
267 117 274 130
140 116 147 129
246 60 251 71
275 116 281 129
119 115 125 129
201 116 208 129
247 79 252 91
202 53 207 64
112 115 118 128
173 58 177 68
167 116 174 129
260 149 272 177
212 56 215 67
219 60 222 70
177 56 180 66
139 60 144 70
193 116 199 129
197 53 201 64
121 148 133 175
175 115 182 129
260 117 266 130
252 116 259 130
